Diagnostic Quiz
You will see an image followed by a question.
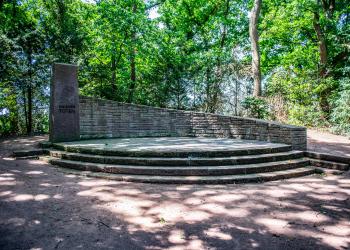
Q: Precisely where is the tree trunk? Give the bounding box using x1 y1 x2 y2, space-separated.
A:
234 80 239 116
128 3 137 103
27 84 32 135
313 11 327 77
249 0 262 97
128 48 136 102
205 67 211 112
23 88 28 132
313 8 330 115
27 53 33 135
111 53 117 95
176 79 181 109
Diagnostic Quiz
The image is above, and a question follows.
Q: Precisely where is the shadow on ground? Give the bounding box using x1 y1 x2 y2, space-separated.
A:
0 136 349 249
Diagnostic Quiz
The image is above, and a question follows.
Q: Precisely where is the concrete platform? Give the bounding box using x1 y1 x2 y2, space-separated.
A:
38 137 316 183
14 137 318 184
53 137 290 155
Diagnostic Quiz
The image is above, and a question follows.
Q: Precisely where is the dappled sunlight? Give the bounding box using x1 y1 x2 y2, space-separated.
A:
0 190 12 197
199 203 250 217
167 237 205 250
0 173 15 176
39 182 57 187
53 194 63 199
295 228 349 249
279 183 314 192
168 229 186 244
338 178 350 184
255 217 290 232
27 159 50 166
26 171 45 175
184 197 204 205
207 193 247 202
276 210 330 223
0 176 16 186
307 193 346 201
0 176 15 181
7 217 26 227
5 193 50 202
323 221 350 236
69 173 350 249
1 142 349 249
253 188 298 197
2 157 15 161
0 136 47 157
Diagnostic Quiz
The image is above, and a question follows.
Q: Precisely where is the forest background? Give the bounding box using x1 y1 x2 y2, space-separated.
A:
0 0 349 136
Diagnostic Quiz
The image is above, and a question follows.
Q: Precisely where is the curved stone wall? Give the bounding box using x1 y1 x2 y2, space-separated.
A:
79 96 306 150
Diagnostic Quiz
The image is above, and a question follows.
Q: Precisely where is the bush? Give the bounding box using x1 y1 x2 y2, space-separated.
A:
330 78 350 136
241 97 269 119
287 102 327 128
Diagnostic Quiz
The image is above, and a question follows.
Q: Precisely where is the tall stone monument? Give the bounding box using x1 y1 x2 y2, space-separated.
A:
49 63 80 142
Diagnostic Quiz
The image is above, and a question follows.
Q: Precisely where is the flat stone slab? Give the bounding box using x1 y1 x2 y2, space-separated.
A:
54 137 289 153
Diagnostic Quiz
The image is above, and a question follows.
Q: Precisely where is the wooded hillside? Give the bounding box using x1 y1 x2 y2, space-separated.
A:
0 0 349 136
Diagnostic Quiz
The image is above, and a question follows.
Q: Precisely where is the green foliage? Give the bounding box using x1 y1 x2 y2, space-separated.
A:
330 79 350 136
0 0 349 136
266 69 334 127
241 97 269 119
288 102 327 128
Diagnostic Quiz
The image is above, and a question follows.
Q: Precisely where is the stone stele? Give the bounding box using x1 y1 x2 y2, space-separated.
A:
49 63 80 142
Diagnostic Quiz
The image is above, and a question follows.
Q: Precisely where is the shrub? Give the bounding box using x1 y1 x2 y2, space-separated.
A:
241 97 269 119
330 78 350 136
287 102 327 128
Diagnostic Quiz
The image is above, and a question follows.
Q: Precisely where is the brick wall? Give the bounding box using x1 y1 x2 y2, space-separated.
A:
79 96 307 150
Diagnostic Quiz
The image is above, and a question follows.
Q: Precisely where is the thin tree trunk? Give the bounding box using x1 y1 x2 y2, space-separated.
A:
9 90 19 134
110 39 125 98
128 3 137 103
111 53 117 94
249 0 262 97
23 88 28 132
205 67 211 112
234 80 239 116
27 84 32 135
27 54 33 135
128 48 136 102
177 79 181 109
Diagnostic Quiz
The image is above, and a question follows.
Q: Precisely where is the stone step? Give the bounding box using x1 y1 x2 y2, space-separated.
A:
12 149 48 158
43 164 316 184
43 157 310 176
49 150 304 166
309 159 349 171
314 167 345 176
51 143 292 158
305 151 350 165
14 156 40 160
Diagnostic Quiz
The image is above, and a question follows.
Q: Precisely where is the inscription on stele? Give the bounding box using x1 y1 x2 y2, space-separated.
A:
59 105 76 113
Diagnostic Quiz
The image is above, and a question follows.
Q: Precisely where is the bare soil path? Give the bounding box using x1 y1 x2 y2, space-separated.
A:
308 129 350 157
0 133 349 249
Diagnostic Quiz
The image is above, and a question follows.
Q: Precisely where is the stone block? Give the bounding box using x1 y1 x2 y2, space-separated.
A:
49 63 80 142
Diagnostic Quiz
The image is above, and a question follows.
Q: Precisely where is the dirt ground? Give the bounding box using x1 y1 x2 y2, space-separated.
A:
308 129 350 157
0 133 349 250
